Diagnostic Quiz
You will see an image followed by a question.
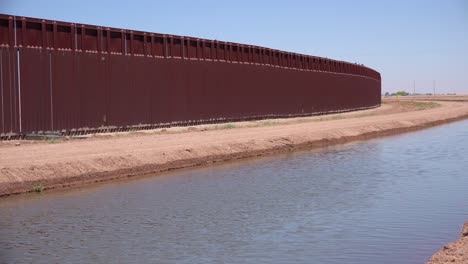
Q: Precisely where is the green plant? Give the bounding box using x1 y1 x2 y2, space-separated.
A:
410 101 440 110
393 91 409 96
32 184 44 193
222 123 236 129
260 121 278 126
47 138 59 144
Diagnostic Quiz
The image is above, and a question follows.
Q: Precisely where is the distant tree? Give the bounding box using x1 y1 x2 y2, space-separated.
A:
384 92 390 96
394 91 409 96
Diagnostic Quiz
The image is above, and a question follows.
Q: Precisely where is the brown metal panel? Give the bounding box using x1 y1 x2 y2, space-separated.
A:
283 52 289 68
305 56 311 70
77 25 84 51
0 47 18 134
152 35 164 57
187 39 197 58
24 20 42 47
127 32 133 55
18 18 25 47
76 51 106 128
226 43 232 62
0 48 4 133
202 40 210 59
97 29 105 53
210 40 215 60
252 47 259 63
213 41 219 60
107 54 148 126
183 37 188 59
266 49 272 65
0 16 10 46
166 36 173 58
186 59 206 120
51 50 80 131
170 58 189 121
132 33 145 55
107 53 130 126
217 42 226 61
71 24 76 51
121 30 126 54
145 34 151 56
150 57 171 124
230 44 238 62
243 46 250 63
83 27 98 51
273 51 279 66
10 18 23 47
20 48 50 133
239 45 245 62
56 23 72 50
172 36 182 58
8 16 14 47
109 30 122 53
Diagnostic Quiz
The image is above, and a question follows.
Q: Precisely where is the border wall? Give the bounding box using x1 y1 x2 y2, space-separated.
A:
0 14 381 138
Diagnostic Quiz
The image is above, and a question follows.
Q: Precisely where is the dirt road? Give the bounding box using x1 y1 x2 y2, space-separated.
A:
1 97 468 197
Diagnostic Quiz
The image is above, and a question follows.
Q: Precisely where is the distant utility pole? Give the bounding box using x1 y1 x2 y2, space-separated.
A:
413 80 416 95
433 80 436 96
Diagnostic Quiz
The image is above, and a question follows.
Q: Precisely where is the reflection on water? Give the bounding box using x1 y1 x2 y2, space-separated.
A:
1 120 468 264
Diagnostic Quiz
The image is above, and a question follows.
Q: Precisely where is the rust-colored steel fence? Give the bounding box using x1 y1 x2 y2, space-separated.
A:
0 14 381 138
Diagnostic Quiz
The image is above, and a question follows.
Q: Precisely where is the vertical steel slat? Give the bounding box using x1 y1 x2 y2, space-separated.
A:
97 27 102 53
16 47 21 133
52 22 57 50
129 31 133 56
49 51 53 131
181 37 185 59
21 17 26 47
80 25 84 51
0 51 3 134
8 47 13 132
13 16 17 47
41 20 46 49
106 28 110 54
121 30 125 55
71 24 75 51
143 33 147 56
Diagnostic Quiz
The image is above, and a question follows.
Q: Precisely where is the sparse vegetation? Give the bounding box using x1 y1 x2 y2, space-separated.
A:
222 123 236 129
408 101 440 110
260 121 278 126
47 139 59 144
32 184 44 193
395 101 441 111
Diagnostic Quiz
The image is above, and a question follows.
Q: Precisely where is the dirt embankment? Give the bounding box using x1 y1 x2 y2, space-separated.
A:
0 97 468 197
427 222 468 264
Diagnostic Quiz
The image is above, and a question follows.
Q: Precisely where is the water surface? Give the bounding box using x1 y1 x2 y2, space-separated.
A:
1 120 468 264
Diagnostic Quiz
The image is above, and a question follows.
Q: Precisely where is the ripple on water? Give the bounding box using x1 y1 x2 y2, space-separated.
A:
1 120 468 264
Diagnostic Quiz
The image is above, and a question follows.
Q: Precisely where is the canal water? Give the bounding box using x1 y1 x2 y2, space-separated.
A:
1 120 468 264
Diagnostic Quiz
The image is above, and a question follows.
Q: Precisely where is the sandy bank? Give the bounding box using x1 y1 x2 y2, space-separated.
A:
1 97 468 196
427 222 468 263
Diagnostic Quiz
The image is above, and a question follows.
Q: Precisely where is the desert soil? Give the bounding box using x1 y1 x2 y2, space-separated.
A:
427 222 468 264
1 96 468 197
1 95 468 262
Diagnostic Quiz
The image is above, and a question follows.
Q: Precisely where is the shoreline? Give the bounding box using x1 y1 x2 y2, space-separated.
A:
427 222 468 263
1 98 468 197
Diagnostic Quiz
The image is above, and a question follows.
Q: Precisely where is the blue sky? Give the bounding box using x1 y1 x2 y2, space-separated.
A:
1 0 467 94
